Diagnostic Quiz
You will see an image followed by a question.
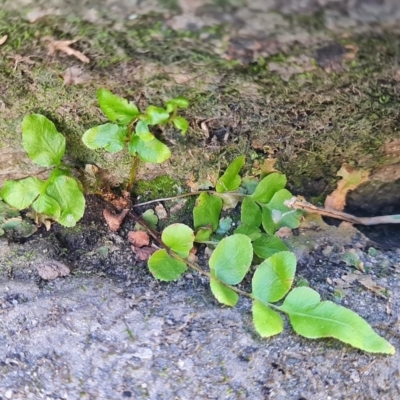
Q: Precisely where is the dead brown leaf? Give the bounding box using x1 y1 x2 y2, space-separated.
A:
324 164 369 211
128 231 150 248
0 35 8 46
63 66 91 85
170 199 188 214
257 158 279 176
103 208 129 232
155 204 168 220
133 246 156 261
340 272 388 299
42 37 90 63
187 247 198 263
7 54 35 71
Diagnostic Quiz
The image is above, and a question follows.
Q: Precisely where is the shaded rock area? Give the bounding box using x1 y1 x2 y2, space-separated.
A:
1 0 400 399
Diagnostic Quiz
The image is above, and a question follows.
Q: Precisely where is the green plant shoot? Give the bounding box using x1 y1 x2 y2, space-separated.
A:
82 88 189 189
144 156 395 355
0 114 85 228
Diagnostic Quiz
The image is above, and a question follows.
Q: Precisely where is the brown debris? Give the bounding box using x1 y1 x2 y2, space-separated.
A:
0 35 8 46
324 164 369 211
133 246 156 261
103 209 129 232
128 231 150 248
42 37 90 63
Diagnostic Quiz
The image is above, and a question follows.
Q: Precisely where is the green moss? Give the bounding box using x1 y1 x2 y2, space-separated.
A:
133 175 179 201
1 8 399 201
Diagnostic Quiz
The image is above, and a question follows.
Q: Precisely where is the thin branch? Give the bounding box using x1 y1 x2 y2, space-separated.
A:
133 190 245 207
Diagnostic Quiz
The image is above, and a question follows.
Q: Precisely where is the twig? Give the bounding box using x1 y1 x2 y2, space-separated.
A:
285 197 400 225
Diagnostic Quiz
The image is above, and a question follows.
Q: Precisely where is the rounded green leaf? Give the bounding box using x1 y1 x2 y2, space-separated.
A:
280 287 395 354
22 114 66 167
135 121 154 141
165 97 189 112
172 116 189 135
32 193 61 219
148 249 187 281
194 226 213 242
268 189 302 229
46 175 85 227
233 224 261 241
128 135 171 163
0 177 44 210
209 234 253 285
216 155 245 193
252 234 289 259
162 223 194 258
261 206 276 235
193 192 223 232
251 173 287 204
210 276 239 307
145 106 170 125
252 300 284 337
252 251 296 303
97 88 139 125
82 123 127 153
241 197 262 227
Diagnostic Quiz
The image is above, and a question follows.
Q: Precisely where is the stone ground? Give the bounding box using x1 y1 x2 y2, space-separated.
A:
1 1 400 399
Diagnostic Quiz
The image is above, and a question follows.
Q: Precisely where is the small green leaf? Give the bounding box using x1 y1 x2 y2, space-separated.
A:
280 287 395 354
268 189 302 229
172 116 189 135
1 218 37 238
209 234 253 285
0 177 44 210
46 176 85 227
193 192 223 232
210 276 239 307
234 224 261 241
148 249 187 281
162 223 194 258
251 173 287 204
0 201 20 220
145 106 170 125
261 206 276 235
252 300 284 337
141 209 158 230
194 226 213 242
241 197 262 227
129 135 171 163
215 216 233 236
82 123 128 153
32 193 61 220
252 234 289 259
22 114 66 167
216 155 245 193
135 121 154 141
165 96 189 112
252 251 296 303
97 88 139 125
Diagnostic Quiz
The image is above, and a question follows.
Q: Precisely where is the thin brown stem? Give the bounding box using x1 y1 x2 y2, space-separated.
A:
127 154 140 192
133 190 245 207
